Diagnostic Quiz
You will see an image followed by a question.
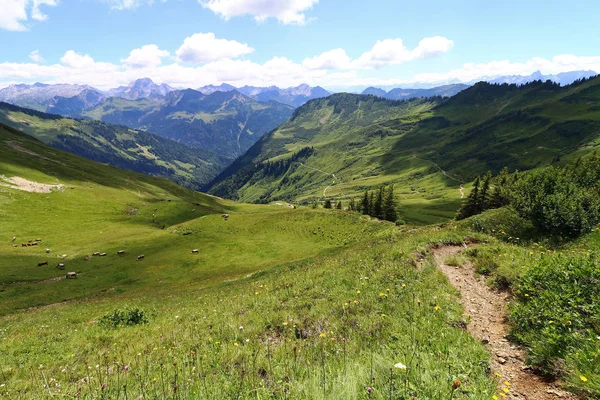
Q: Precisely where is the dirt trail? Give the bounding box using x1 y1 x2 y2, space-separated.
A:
433 246 576 400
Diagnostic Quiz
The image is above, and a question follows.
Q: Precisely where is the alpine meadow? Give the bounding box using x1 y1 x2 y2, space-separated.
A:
1 1 599 399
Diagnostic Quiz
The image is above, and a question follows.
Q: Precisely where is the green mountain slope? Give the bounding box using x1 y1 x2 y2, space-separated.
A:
83 89 295 158
0 123 385 314
207 78 600 223
0 102 230 190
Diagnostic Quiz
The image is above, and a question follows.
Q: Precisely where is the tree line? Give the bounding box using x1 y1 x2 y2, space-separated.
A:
456 152 600 238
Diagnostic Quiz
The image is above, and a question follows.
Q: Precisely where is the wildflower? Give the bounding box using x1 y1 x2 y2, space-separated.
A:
342 338 347 342
434 305 440 312
504 381 510 386
452 379 461 389
356 290 361 294
402 284 406 288
153 377 158 382
245 339 250 343
580 375 588 382
503 387 509 393
492 396 498 400
319 332 326 338
353 300 359 305
283 322 288 326
234 342 239 347
394 362 407 370
175 315 180 319
344 302 348 306
101 383 108 391
366 387 373 393
124 365 130 371
255 292 259 295
379 292 387 297
494 372 502 377
239 326 244 330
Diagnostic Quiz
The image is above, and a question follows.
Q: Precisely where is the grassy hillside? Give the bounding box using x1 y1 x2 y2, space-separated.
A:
0 102 229 190
83 90 295 158
1 120 596 399
208 77 600 224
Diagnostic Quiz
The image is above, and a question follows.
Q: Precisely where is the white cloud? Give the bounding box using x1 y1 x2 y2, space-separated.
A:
102 0 143 10
31 0 57 21
0 36 598 93
176 32 254 63
29 50 45 63
353 36 453 69
302 48 351 70
410 55 600 85
0 0 57 31
122 45 170 68
60 51 96 68
411 36 454 59
201 0 318 25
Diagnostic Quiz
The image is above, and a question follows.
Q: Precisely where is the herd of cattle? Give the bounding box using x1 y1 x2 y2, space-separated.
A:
11 214 231 281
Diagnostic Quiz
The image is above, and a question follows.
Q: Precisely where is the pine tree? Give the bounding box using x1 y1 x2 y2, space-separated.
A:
373 187 384 219
335 200 342 209
348 197 356 211
456 176 480 220
361 191 369 215
324 199 332 209
369 192 375 217
383 184 397 222
478 171 492 213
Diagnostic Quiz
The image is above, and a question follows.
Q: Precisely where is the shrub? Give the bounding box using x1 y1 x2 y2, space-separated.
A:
98 308 149 329
509 254 600 392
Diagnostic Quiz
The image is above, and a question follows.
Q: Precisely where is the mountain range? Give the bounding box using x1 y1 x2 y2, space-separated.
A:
82 89 294 158
361 84 469 100
207 76 600 214
0 101 229 189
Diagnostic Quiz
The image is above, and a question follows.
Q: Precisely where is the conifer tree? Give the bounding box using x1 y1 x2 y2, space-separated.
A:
348 197 356 211
456 176 480 220
478 171 492 213
324 199 332 209
369 192 375 216
373 187 384 219
335 200 342 209
361 191 369 215
383 184 397 222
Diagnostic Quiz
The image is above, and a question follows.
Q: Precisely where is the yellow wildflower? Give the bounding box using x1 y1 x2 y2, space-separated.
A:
580 375 588 382
434 305 440 311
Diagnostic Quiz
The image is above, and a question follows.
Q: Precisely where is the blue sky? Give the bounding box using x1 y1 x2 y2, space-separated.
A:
1 0 599 90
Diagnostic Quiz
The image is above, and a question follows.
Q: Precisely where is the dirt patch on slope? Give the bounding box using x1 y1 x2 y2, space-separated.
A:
433 245 576 399
0 175 65 193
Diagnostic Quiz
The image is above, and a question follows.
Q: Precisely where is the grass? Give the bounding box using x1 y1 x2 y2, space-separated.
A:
0 226 498 399
1 114 598 398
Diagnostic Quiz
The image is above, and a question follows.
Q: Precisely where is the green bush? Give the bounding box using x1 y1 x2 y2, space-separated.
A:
509 254 600 395
98 308 149 329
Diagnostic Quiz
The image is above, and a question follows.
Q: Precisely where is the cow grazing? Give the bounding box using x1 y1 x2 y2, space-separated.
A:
137 255 145 261
37 261 48 267
12 236 16 242
117 250 125 255
46 248 50 254
99 253 107 257
66 272 77 279
222 213 230 220
56 263 65 270
191 249 199 254
35 238 42 242
61 254 67 260
30 242 38 247
21 243 27 247
92 252 100 256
